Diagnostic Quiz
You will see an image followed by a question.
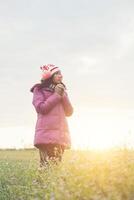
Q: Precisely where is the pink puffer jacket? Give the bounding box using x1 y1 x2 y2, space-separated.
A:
30 84 73 149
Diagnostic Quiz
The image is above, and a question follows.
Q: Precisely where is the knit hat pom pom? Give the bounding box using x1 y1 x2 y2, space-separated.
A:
42 71 51 79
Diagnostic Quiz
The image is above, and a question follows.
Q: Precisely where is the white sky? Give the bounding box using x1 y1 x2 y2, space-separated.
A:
0 0 134 149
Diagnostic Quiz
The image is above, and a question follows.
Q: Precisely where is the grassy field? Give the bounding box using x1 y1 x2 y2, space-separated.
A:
0 148 134 200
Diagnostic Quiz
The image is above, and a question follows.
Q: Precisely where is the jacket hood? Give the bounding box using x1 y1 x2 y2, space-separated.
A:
30 82 66 93
30 83 41 93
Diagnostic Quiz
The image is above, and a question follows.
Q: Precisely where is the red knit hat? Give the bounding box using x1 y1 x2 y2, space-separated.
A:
40 64 60 80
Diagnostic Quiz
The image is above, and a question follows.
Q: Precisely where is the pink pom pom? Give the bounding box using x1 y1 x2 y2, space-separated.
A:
42 71 51 79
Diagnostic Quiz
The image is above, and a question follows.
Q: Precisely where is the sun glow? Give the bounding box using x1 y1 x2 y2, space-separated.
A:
69 107 134 150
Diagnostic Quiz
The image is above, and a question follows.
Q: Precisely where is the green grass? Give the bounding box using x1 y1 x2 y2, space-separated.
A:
0 148 134 200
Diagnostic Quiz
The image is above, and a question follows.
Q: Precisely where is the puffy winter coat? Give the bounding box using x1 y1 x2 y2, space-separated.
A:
30 84 73 149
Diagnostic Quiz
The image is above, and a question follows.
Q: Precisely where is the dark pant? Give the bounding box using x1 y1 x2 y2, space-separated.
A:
39 144 65 166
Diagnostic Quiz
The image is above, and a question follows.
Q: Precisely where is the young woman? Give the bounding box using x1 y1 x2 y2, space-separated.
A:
30 64 73 167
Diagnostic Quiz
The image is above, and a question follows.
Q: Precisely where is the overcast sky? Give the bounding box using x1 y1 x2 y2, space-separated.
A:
0 0 134 148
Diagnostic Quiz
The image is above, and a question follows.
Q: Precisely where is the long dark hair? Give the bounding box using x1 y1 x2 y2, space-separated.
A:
30 74 66 93
40 76 54 89
39 75 66 90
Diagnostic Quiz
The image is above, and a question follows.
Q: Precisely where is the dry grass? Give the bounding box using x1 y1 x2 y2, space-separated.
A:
0 148 134 200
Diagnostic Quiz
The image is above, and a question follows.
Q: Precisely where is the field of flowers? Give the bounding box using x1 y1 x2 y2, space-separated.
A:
0 148 134 200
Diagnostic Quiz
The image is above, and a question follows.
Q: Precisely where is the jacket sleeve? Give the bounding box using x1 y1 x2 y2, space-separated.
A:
32 87 62 114
62 92 73 116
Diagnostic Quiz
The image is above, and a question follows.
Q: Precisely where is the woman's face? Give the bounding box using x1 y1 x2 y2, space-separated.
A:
52 71 63 84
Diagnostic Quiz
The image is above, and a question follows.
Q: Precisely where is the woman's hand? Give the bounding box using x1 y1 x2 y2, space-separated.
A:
55 83 65 96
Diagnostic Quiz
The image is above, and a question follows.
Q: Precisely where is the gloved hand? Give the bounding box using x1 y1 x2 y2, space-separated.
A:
54 83 65 96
